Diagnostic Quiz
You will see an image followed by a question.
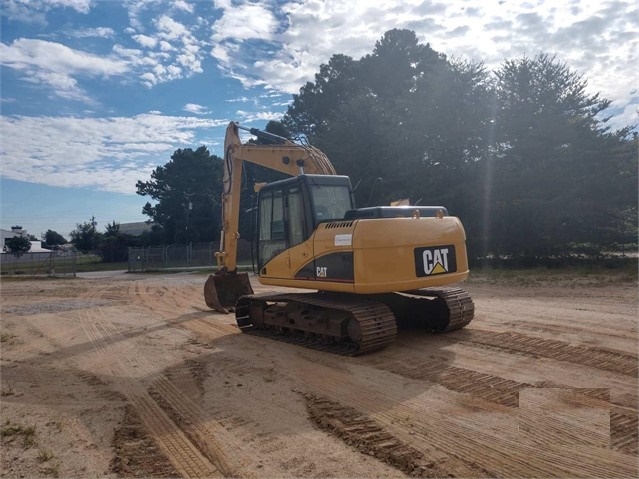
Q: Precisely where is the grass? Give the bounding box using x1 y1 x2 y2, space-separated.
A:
0 331 18 344
1 421 37 448
75 259 129 272
467 260 638 286
1 381 15 397
40 462 60 478
37 449 54 462
0 253 128 277
46 420 63 432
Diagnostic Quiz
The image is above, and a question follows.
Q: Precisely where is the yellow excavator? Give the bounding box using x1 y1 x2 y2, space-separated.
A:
204 121 474 355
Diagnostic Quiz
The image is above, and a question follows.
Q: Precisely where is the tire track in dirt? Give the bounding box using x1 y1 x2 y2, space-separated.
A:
283 354 637 478
148 376 255 477
127 392 220 478
164 360 207 399
361 355 637 455
105 281 639 467
497 317 636 344
175 316 238 339
611 408 639 455
78 282 128 301
516 388 612 448
302 393 463 478
131 281 238 338
451 329 638 376
142 284 198 313
278 356 496 477
192 353 407 479
77 283 258 477
111 404 180 478
364 356 523 407
74 300 227 477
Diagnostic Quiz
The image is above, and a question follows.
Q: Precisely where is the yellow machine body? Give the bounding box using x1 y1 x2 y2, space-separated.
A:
259 216 468 294
205 122 474 356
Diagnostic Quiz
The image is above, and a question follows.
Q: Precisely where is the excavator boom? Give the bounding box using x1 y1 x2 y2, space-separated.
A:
205 121 337 312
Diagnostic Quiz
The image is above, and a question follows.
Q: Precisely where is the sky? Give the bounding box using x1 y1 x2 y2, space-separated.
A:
1 0 637 240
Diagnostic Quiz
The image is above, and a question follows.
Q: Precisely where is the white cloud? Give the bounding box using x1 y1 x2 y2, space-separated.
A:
211 2 277 43
1 38 129 101
155 15 188 40
173 0 193 13
183 103 211 115
126 0 163 32
45 0 92 14
235 110 285 124
29 71 92 103
140 72 158 87
0 39 128 76
158 40 173 52
66 27 115 38
1 0 92 23
121 5 207 86
1 1 47 23
133 34 158 48
0 114 229 194
226 96 250 103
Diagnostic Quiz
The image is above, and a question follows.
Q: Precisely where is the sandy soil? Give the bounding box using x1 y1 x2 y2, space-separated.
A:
1 271 637 478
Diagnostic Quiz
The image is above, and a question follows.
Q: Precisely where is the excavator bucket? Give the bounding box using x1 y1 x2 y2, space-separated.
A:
204 272 254 314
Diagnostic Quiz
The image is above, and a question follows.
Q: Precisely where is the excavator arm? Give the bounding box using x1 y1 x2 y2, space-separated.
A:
217 121 335 271
205 121 336 313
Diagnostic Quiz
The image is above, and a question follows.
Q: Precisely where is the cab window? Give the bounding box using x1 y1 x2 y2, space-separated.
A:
258 189 285 268
287 186 306 247
311 184 353 226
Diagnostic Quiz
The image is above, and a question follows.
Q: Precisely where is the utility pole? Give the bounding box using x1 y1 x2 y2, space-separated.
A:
91 215 96 254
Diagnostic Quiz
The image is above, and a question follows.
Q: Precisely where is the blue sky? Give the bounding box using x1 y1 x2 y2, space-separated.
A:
1 0 637 240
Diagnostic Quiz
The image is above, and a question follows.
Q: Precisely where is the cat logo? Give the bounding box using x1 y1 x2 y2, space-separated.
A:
423 248 449 274
414 245 457 277
316 266 328 277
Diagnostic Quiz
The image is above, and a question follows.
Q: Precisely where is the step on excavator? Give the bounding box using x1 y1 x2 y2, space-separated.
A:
204 121 474 355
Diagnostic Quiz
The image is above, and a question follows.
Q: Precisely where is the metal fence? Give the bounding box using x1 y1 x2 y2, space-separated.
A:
0 251 77 277
127 241 254 272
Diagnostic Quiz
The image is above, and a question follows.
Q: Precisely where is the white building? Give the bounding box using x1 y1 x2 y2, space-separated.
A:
1 226 51 254
1 226 28 247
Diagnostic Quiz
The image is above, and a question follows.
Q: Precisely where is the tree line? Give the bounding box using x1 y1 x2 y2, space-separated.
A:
61 29 636 264
281 30 637 262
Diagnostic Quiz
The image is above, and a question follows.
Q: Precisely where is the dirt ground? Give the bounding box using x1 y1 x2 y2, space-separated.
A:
1 270 637 478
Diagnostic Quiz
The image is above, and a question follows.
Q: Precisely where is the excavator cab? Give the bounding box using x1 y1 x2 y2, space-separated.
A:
255 174 355 271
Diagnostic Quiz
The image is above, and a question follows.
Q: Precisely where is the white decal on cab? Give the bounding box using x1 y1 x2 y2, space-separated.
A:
334 234 352 246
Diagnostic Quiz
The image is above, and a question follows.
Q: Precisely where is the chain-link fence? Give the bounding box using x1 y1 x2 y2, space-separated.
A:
0 251 77 277
128 241 254 272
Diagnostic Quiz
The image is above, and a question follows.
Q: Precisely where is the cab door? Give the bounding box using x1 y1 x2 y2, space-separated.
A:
285 184 314 278
257 187 287 275
257 181 312 278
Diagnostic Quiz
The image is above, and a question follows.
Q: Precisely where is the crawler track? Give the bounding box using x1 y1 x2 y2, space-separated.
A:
235 292 397 355
381 287 475 332
234 287 474 355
